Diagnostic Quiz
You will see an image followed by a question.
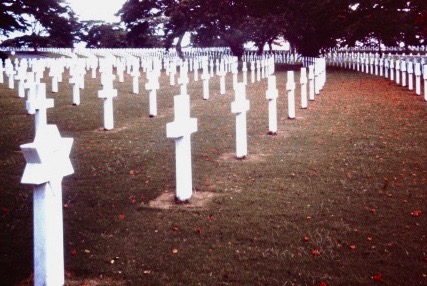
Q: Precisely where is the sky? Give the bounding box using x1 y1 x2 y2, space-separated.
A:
66 0 127 22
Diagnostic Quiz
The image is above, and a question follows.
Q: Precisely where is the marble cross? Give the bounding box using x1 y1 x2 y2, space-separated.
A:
98 72 118 130
265 75 278 135
231 83 250 159
166 93 198 202
287 71 296 119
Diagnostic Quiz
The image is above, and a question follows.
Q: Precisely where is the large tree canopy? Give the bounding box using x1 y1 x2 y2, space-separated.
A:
0 0 81 48
118 0 425 57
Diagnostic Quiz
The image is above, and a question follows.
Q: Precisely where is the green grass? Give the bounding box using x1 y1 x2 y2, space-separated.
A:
0 64 426 285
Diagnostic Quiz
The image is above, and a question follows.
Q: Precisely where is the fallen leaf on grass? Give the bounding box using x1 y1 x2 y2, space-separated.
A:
372 273 382 281
70 249 77 256
172 226 179 231
129 170 135 176
349 245 356 250
312 249 320 256
319 282 328 286
118 214 126 220
196 226 202 234
172 248 178 254
303 236 310 242
411 210 422 217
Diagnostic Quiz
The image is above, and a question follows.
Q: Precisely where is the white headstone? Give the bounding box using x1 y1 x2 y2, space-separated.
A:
265 76 278 135
20 124 73 286
308 65 315 101
145 71 160 117
415 63 421 95
407 61 414 91
166 93 198 202
98 73 118 130
231 83 250 159
287 71 296 119
424 65 427 101
300 67 308 109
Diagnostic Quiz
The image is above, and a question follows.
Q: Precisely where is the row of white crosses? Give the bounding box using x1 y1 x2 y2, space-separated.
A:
327 52 427 101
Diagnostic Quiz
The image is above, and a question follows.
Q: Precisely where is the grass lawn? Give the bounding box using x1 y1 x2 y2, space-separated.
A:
0 62 426 285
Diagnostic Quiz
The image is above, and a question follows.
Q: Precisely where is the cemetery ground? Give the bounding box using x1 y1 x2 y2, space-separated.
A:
0 64 426 285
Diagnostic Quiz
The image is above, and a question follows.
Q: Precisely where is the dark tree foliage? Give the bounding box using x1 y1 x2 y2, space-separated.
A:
81 21 127 48
0 0 81 48
345 0 427 52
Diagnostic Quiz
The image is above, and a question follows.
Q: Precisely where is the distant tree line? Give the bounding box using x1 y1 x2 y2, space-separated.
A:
1 0 426 57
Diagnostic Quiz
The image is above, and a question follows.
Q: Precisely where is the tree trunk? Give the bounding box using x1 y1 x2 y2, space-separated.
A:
176 34 184 59
268 39 274 51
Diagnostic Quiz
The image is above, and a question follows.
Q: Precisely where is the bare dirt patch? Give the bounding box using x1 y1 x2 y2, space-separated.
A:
217 152 269 162
145 190 220 210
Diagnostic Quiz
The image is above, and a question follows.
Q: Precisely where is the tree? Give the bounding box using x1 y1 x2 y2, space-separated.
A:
0 0 80 48
343 1 426 52
81 21 127 48
117 0 168 48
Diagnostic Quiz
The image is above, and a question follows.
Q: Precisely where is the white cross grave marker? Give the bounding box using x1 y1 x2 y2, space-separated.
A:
98 73 118 130
266 75 278 135
201 64 210 100
20 124 73 286
424 65 427 101
26 83 54 136
178 61 189 96
287 71 296 119
145 71 160 117
408 61 414 91
69 74 80 106
231 83 250 159
401 60 407 87
308 65 315 101
300 67 308 109
219 60 226 95
166 93 198 202
395 59 401 84
131 67 140 94
415 63 421 95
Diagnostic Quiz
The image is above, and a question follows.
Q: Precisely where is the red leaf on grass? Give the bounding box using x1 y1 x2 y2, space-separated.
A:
319 282 328 286
372 273 382 281
196 226 202 234
411 210 422 217
172 226 179 231
349 245 356 250
118 214 126 220
70 249 77 256
129 170 135 176
312 249 320 256
303 236 310 242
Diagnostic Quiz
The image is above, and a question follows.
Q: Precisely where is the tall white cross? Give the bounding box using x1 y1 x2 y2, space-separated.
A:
300 67 308 109
308 65 315 101
98 72 118 130
231 83 250 159
407 61 414 91
145 71 160 117
287 71 296 119
166 93 198 202
415 63 421 95
266 75 278 135
201 64 210 100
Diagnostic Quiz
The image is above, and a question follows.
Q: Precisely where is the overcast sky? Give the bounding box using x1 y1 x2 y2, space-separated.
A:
67 0 127 22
